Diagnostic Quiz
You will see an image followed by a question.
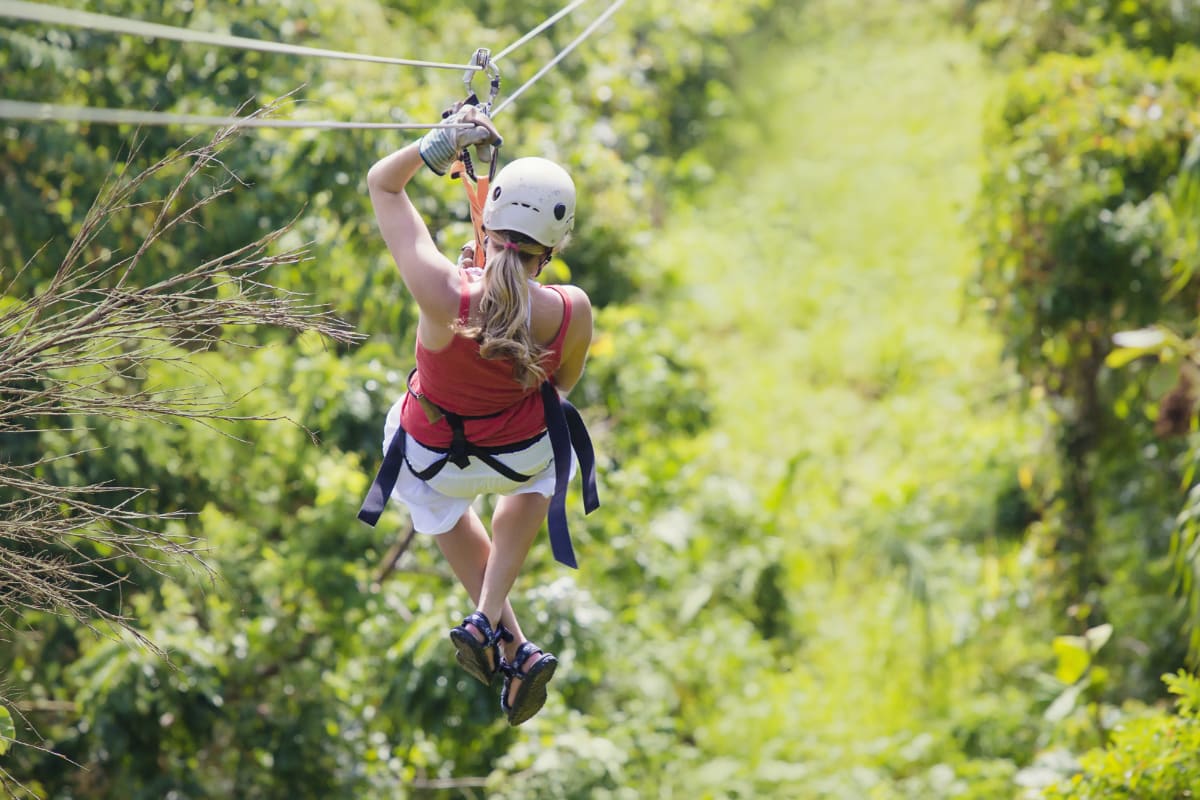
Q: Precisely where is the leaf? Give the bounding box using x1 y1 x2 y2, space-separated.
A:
1112 328 1166 349
1044 679 1087 722
679 584 713 624
1018 464 1034 490
1053 635 1091 684
0 705 14 756
1105 346 1153 369
1084 623 1113 653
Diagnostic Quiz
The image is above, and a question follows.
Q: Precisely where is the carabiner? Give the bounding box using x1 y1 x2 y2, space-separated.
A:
462 48 501 114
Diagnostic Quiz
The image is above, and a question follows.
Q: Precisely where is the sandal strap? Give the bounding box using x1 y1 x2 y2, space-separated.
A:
460 611 514 648
461 610 498 645
503 641 547 679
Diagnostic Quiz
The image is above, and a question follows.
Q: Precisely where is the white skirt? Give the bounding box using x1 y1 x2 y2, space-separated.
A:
381 398 574 534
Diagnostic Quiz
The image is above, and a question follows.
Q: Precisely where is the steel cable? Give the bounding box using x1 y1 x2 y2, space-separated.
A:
0 0 478 70
0 0 626 129
0 99 473 130
492 0 592 63
491 0 625 118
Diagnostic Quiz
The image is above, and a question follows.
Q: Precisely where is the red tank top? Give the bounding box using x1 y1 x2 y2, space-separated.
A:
401 271 573 448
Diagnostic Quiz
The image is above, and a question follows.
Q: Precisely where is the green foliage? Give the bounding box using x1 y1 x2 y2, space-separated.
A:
972 38 1200 686
19 0 1200 798
0 0 338 296
1044 671 1200 799
966 0 1200 63
964 17 1200 800
0 704 13 756
572 5 1052 797
977 45 1200 380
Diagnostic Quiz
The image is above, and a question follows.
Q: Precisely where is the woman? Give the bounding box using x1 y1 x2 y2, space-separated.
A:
359 105 595 726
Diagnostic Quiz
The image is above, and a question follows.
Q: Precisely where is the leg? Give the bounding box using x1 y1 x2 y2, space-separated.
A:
475 493 553 713
437 508 528 660
476 492 550 638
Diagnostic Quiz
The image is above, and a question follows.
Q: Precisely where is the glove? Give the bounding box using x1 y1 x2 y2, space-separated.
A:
457 240 476 269
474 139 496 169
419 104 502 176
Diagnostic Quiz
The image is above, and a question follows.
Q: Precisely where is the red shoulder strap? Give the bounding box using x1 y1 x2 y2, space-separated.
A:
548 285 573 352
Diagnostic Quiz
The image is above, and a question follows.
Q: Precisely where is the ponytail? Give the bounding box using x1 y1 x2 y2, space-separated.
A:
455 231 550 388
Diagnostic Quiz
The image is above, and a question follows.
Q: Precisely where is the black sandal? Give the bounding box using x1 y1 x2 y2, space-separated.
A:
449 611 512 686
500 641 558 726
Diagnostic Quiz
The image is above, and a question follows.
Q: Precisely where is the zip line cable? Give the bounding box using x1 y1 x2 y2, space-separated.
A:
491 0 625 118
0 0 479 70
0 0 625 129
0 99 474 130
492 0 592 63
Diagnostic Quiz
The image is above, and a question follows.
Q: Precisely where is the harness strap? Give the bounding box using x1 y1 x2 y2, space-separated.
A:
565 397 600 514
357 420 408 527
357 381 599 571
408 410 536 483
542 381 588 568
449 142 494 270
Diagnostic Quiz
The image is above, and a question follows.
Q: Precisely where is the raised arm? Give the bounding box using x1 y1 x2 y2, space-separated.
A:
366 107 501 323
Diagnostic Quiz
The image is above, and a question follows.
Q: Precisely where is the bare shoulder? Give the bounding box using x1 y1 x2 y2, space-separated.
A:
546 284 594 392
559 284 593 346
558 283 592 308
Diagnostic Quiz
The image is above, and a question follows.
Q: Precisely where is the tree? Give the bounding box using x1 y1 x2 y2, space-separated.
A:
975 43 1200 676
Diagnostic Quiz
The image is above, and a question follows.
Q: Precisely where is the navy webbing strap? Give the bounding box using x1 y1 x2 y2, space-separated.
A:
564 400 599 514
357 420 408 526
408 411 536 484
357 415 536 526
540 381 600 569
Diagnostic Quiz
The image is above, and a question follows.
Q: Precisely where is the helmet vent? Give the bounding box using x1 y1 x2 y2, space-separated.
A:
554 203 567 221
492 186 502 200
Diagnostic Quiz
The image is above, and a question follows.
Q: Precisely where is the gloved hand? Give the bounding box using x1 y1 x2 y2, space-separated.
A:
418 104 502 176
474 138 497 169
457 240 476 269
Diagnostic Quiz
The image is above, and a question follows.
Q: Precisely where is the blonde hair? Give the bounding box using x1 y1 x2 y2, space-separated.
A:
455 230 551 388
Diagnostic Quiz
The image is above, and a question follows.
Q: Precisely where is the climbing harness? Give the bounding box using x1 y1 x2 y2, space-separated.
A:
357 372 599 569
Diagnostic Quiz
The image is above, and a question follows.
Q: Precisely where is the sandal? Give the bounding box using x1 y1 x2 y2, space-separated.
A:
449 611 512 686
500 641 558 726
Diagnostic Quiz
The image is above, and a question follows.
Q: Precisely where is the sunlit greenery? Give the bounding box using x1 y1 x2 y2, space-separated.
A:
3 0 1200 797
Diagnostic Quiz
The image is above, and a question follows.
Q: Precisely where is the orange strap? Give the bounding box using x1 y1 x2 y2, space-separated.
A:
450 159 490 269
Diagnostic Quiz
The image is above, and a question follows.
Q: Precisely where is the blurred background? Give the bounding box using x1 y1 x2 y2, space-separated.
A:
3 0 1200 796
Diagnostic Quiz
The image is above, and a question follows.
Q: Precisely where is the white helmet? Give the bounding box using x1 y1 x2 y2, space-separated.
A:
482 157 576 248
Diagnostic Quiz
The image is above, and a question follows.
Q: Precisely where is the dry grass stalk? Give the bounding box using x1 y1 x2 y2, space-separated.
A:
0 112 363 651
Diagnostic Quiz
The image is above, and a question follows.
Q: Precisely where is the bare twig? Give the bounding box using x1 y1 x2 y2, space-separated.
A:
373 524 418 585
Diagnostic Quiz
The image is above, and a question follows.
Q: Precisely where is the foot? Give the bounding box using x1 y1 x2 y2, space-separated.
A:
500 641 558 726
449 611 511 686
464 622 497 672
502 643 541 707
